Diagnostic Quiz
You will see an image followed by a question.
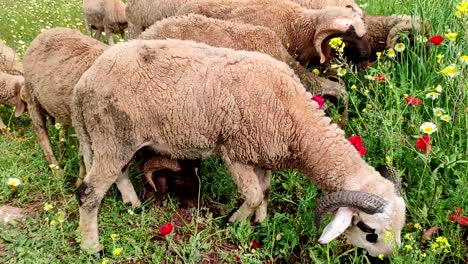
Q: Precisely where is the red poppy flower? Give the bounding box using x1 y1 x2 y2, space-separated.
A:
429 35 444 45
312 95 325 109
449 208 468 226
415 135 432 154
251 239 261 249
348 136 367 156
405 96 422 106
366 62 372 68
375 74 386 82
158 222 174 236
235 256 241 262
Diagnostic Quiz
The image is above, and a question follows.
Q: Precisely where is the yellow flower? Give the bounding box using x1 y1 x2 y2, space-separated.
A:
112 247 122 256
364 89 370 95
312 69 320 76
378 254 384 260
329 37 345 53
350 84 357 90
376 52 382 59
57 212 65 223
49 164 60 170
404 244 413 251
417 36 428 43
460 55 468 64
387 48 396 58
434 84 443 93
44 203 54 211
50 220 57 226
436 54 444 64
7 178 22 188
433 108 445 117
385 155 392 164
440 115 451 122
440 65 458 78
394 43 405 52
383 231 393 244
426 92 440 100
414 223 422 229
336 67 347 77
420 122 437 134
101 259 109 264
111 233 119 240
444 32 458 42
435 236 450 248
421 253 427 257
404 233 412 240
455 1 468 18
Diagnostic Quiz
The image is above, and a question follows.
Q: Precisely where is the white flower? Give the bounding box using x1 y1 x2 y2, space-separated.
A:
440 115 451 122
420 122 438 134
336 67 347 77
426 92 440 100
433 108 445 117
434 85 443 93
394 43 406 52
7 178 22 187
54 123 62 130
49 164 60 170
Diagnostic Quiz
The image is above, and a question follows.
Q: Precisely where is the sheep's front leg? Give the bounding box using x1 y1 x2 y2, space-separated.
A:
105 29 114 46
253 168 271 223
116 167 141 207
77 163 119 253
94 30 102 41
29 101 59 166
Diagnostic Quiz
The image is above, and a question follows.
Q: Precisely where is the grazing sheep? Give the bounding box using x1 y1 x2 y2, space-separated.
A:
176 0 371 69
0 72 25 134
82 0 128 45
290 0 430 60
21 28 107 166
126 0 190 39
139 14 346 98
0 39 23 74
72 39 405 257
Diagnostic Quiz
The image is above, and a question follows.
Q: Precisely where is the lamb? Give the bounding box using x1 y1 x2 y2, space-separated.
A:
72 38 405 257
82 0 128 45
0 72 25 135
176 0 371 69
125 0 191 39
0 39 23 74
139 14 346 98
289 0 430 60
20 28 107 166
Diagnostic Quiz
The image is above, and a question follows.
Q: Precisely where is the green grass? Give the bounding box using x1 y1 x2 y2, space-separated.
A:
0 0 467 263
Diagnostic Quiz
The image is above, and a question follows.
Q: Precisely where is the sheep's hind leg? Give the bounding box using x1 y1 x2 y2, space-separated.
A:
77 161 120 253
116 167 141 207
94 30 102 41
105 29 114 46
29 101 59 166
253 168 271 223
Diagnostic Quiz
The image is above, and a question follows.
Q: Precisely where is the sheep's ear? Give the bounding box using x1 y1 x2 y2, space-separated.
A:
14 82 26 117
318 207 354 243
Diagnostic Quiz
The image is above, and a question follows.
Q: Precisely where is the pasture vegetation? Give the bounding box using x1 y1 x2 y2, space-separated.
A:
0 0 467 263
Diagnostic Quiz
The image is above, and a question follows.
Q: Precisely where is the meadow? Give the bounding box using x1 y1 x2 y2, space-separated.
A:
0 0 467 263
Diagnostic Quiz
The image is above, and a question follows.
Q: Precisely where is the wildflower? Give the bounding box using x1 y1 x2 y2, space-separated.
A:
127 209 134 215
405 96 422 106
434 84 443 93
383 231 393 244
394 43 405 52
312 95 325 109
440 65 458 77
404 233 413 240
378 254 384 260
426 92 440 100
420 122 437 134
460 55 468 64
440 115 451 122
375 74 386 82
102 259 109 264
449 208 468 226
455 1 468 18
158 222 174 236
415 136 432 154
436 54 444 63
54 122 62 130
329 37 345 53
444 32 457 42
49 164 60 170
385 155 392 164
111 233 119 241
50 220 57 226
414 223 422 229
376 52 382 59
7 177 22 188
364 89 369 95
421 253 427 257
433 108 445 117
336 67 347 76
350 84 357 90
387 48 396 58
312 69 320 76
429 35 444 45
112 247 122 256
44 203 54 211
251 239 261 250
57 212 65 223
417 36 428 43
404 244 413 251
347 136 367 156
364 75 374 80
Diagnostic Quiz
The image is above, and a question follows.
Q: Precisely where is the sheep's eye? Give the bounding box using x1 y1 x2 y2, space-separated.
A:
366 233 378 243
356 221 375 233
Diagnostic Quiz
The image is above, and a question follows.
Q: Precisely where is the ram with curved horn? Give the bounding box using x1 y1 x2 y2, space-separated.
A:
177 0 371 69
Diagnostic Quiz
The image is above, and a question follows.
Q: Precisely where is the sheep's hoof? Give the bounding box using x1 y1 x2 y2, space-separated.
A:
80 242 104 255
254 205 267 223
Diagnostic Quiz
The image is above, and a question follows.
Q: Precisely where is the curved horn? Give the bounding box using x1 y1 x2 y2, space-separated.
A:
386 15 422 47
314 19 352 64
315 191 387 230
377 164 401 195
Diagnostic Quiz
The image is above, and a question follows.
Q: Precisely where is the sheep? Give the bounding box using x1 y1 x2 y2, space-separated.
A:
125 0 191 39
139 14 346 98
72 38 405 257
82 0 128 45
0 72 25 135
176 0 371 69
0 39 23 74
289 0 430 60
20 27 107 167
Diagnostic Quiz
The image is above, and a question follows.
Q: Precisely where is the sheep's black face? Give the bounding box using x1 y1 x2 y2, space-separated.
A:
342 26 371 70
